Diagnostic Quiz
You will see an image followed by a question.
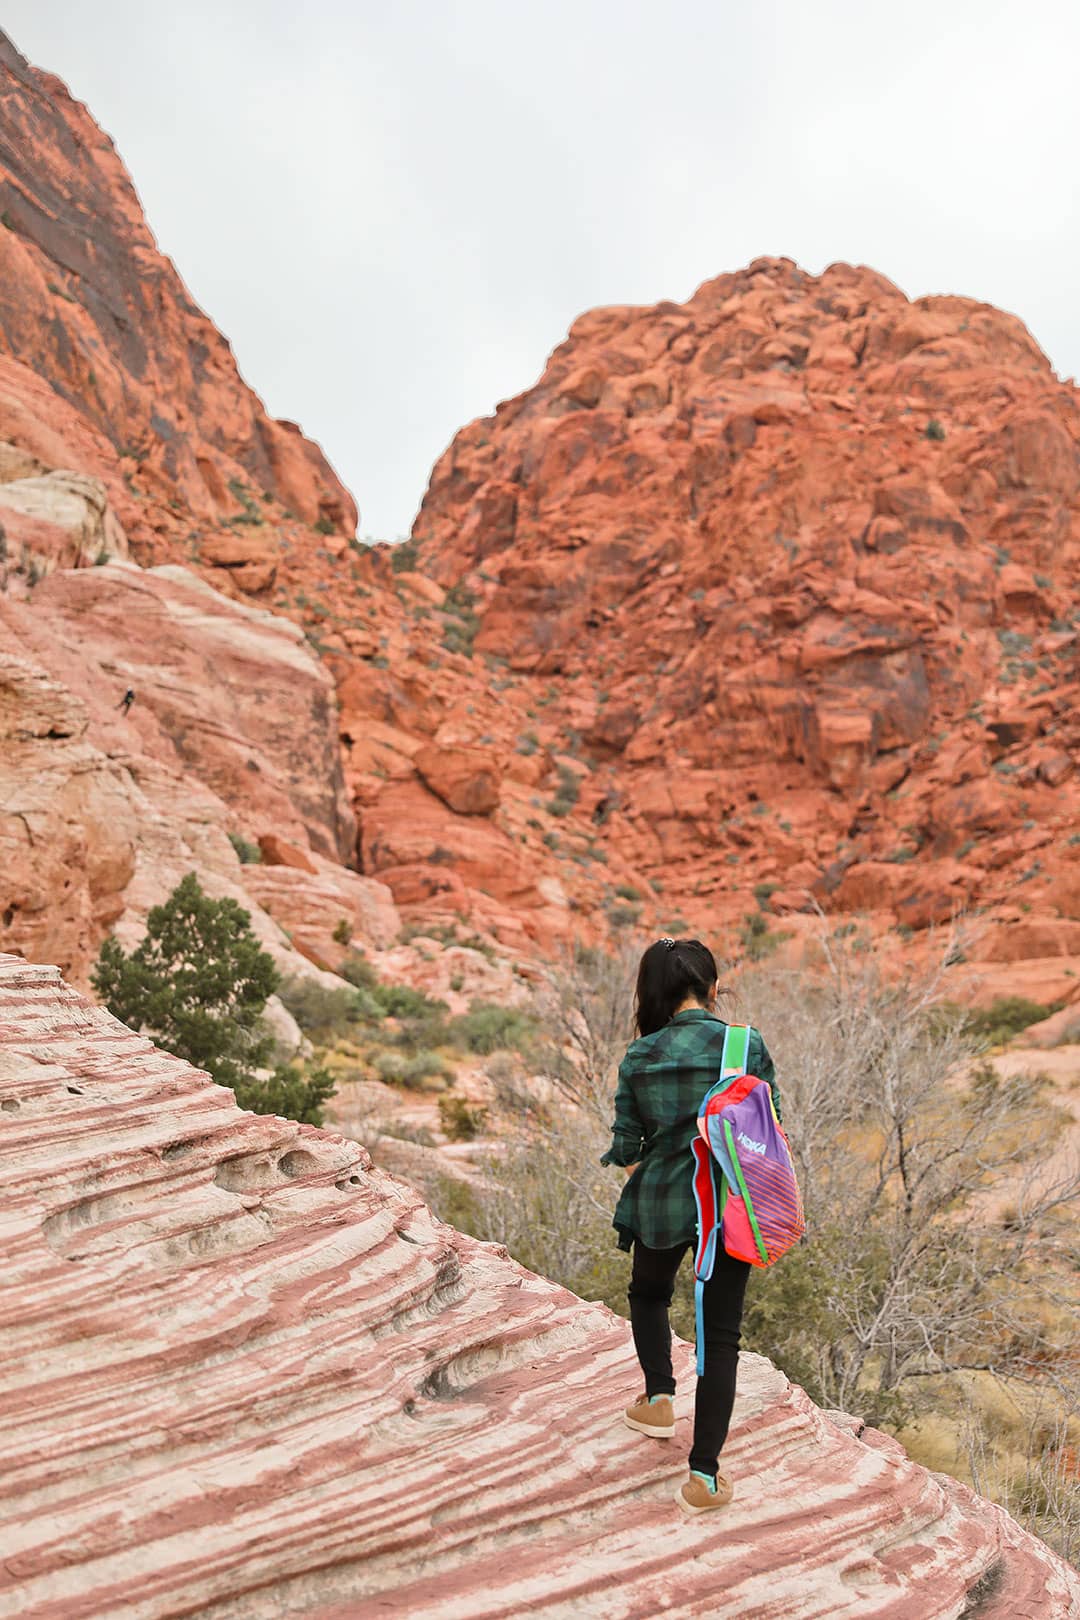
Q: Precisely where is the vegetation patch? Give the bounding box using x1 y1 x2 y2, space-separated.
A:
92 873 334 1125
227 832 262 865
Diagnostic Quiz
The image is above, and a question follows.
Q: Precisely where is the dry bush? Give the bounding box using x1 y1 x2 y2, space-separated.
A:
734 930 1079 1427
959 1388 1080 1565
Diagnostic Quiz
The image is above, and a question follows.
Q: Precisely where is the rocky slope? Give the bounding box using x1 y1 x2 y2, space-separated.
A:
0 33 354 545
2 952 1078 1620
410 256 1080 992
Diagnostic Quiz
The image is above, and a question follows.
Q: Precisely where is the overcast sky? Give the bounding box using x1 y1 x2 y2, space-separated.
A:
6 2 1080 538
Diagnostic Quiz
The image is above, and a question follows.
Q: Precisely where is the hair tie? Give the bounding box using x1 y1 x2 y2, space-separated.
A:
661 937 676 950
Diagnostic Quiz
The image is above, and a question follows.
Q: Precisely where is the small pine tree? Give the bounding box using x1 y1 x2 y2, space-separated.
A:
92 872 281 1095
232 1063 337 1127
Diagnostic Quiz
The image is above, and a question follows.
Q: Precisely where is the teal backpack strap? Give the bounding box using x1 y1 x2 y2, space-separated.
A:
721 1022 750 1078
695 1273 705 1376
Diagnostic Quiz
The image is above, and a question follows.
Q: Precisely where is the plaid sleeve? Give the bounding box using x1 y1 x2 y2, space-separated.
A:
599 1058 645 1167
750 1029 782 1123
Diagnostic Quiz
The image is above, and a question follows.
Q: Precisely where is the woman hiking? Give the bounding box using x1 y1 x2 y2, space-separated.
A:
600 937 780 1516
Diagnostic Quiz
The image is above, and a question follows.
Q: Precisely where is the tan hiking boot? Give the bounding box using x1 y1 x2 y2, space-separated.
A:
675 1469 734 1514
623 1392 675 1439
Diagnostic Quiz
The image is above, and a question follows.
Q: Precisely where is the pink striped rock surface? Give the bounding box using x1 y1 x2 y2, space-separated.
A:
0 954 1076 1619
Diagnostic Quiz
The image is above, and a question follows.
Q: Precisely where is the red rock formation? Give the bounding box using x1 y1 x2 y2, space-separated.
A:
0 33 355 546
409 257 1080 987
1 29 1077 1002
2 952 1077 1618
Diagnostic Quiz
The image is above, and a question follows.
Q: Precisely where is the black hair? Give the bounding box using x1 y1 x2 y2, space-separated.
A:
634 938 720 1037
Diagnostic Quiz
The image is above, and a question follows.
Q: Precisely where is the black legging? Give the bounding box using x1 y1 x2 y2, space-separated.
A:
628 1238 750 1478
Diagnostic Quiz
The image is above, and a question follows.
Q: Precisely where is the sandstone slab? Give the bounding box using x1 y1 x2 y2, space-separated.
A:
0 955 1076 1618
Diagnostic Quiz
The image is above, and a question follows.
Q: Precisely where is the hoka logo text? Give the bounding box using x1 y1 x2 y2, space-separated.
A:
736 1130 766 1155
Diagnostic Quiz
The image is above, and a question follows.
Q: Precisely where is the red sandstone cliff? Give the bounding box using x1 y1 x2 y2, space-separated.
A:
0 32 355 552
405 257 1080 993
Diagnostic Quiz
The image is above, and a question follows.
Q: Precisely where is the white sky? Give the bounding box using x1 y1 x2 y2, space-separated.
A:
6 1 1080 538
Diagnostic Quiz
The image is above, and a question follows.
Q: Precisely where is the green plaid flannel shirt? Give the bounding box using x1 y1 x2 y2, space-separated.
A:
600 1009 780 1252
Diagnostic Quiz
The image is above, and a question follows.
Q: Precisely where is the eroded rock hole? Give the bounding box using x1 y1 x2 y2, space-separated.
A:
214 1155 277 1193
1 1098 20 1113
161 1140 195 1161
65 1085 84 1095
278 1149 319 1179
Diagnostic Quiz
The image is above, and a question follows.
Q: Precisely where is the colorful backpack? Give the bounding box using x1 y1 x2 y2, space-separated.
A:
690 1023 804 1373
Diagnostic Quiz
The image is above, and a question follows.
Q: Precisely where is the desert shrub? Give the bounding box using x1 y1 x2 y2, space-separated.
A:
92 872 278 1094
373 983 451 1046
735 945 1078 1426
277 976 369 1036
227 832 262 865
373 1048 450 1089
438 1095 489 1141
614 883 643 902
441 584 480 656
233 1062 336 1126
924 418 946 441
547 765 581 818
379 1118 437 1147
390 538 420 572
332 917 352 946
961 996 1062 1047
339 952 380 993
449 1000 538 1056
738 910 791 960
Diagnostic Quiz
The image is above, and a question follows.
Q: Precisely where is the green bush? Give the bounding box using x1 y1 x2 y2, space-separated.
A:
373 983 451 1046
962 996 1062 1047
227 832 262 865
441 584 480 657
924 418 946 442
332 917 352 946
390 538 420 572
738 911 791 961
547 765 581 818
374 1048 450 1089
339 952 381 994
438 1095 489 1141
92 872 278 1095
277 975 370 1035
233 1062 336 1126
449 1000 538 1056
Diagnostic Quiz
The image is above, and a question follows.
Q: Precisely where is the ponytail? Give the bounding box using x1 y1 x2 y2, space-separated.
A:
634 937 720 1037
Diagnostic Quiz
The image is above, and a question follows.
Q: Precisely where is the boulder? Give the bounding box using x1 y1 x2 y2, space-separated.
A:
414 744 501 816
239 862 400 969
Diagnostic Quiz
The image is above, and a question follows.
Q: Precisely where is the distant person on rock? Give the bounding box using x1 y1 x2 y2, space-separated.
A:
117 688 135 715
601 937 780 1515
